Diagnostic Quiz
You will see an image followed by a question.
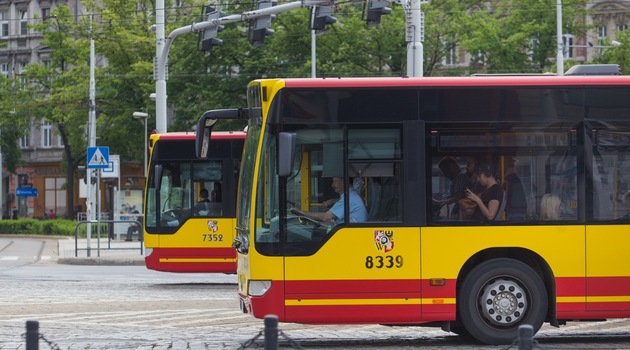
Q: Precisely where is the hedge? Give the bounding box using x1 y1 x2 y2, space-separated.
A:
0 219 110 238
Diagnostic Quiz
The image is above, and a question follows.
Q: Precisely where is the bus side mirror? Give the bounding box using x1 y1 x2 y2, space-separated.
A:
195 116 218 159
154 164 163 215
278 132 296 177
195 108 247 159
154 164 163 190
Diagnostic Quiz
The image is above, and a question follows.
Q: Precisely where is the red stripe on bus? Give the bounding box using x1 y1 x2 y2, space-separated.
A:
282 76 630 88
246 278 630 322
555 276 586 297
285 279 421 295
157 131 246 140
285 305 423 324
145 247 236 273
585 276 630 296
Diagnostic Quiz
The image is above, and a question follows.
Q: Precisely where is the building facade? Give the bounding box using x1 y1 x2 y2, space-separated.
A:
0 0 143 219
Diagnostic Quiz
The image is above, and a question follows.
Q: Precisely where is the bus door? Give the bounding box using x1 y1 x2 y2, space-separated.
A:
280 126 418 324
586 123 630 312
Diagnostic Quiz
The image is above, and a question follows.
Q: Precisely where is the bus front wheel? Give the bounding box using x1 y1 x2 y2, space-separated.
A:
458 258 548 345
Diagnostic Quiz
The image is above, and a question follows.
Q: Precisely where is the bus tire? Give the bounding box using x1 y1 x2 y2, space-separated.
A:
458 258 548 345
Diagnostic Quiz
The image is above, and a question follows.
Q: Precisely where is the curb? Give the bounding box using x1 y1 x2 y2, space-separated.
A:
57 257 145 266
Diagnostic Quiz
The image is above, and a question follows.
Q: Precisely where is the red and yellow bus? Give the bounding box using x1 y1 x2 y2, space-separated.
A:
196 72 630 344
143 130 245 273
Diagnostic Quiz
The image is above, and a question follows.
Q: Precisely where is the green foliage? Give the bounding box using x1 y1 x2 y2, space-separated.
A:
595 31 630 74
449 0 588 74
0 219 106 237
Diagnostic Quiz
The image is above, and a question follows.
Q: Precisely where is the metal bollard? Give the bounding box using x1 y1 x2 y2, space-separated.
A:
25 320 39 350
518 324 534 350
264 314 279 350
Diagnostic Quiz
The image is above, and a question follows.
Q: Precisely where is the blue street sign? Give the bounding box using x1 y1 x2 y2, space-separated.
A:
87 146 110 169
16 187 38 197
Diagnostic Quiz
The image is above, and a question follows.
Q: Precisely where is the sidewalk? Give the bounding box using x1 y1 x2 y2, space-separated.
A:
56 236 145 266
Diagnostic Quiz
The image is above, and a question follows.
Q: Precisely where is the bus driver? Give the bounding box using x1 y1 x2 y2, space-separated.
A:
292 175 368 226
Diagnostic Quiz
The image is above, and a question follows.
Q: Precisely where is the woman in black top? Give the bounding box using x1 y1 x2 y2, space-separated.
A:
465 161 503 221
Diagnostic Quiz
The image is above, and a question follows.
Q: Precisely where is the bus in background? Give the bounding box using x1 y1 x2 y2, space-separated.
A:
197 70 630 345
143 131 245 273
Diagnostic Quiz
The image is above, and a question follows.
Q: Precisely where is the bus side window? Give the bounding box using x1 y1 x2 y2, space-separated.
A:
592 130 630 221
379 176 401 221
366 177 381 221
211 181 222 202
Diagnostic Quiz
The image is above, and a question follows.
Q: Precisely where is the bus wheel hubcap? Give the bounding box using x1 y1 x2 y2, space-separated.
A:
481 278 527 327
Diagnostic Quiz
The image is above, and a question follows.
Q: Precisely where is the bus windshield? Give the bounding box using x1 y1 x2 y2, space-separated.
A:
235 124 260 249
145 140 224 233
251 125 402 256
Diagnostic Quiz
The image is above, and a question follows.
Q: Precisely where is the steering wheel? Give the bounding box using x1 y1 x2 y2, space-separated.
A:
160 210 180 224
290 208 322 228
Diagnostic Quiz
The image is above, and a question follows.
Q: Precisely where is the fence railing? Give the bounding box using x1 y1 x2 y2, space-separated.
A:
73 220 143 257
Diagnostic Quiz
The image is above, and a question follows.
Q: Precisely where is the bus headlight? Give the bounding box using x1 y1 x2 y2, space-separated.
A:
145 248 153 257
249 280 271 296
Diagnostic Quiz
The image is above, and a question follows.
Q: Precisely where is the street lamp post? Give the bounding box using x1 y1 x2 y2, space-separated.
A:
133 112 149 178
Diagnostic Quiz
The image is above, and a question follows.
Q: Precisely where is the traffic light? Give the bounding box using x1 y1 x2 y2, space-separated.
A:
78 166 96 185
249 0 276 47
365 0 391 27
310 6 337 32
199 6 225 52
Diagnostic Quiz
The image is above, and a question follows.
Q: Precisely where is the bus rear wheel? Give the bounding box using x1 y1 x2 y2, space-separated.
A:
458 258 548 345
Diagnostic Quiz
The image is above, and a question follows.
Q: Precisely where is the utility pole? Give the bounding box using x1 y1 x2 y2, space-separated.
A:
311 6 317 78
156 0 331 122
406 0 424 77
87 14 96 254
556 0 563 76
155 0 167 133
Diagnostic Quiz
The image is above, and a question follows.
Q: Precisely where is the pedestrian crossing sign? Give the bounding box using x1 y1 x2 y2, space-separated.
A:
87 146 110 169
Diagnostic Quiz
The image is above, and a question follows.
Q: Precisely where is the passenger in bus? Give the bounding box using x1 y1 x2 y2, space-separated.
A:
465 157 483 193
292 176 368 226
433 157 472 219
211 182 222 202
464 162 503 221
623 191 630 218
194 188 211 215
540 193 562 220
503 157 528 221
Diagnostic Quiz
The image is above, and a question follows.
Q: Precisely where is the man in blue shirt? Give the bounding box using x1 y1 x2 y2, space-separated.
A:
293 176 368 225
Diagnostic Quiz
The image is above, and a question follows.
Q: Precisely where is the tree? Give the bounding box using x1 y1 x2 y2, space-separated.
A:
22 6 94 219
0 75 30 174
454 0 588 74
22 1 158 218
596 31 630 74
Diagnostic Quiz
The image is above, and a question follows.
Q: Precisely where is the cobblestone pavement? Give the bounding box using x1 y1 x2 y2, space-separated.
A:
1 236 629 349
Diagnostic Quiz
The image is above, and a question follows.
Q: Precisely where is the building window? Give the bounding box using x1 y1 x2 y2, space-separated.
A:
45 177 66 217
42 120 52 148
0 63 8 77
19 130 29 149
19 10 28 36
17 62 27 86
443 42 458 66
42 8 50 22
563 34 573 59
0 11 8 38
617 24 627 32
597 25 607 46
